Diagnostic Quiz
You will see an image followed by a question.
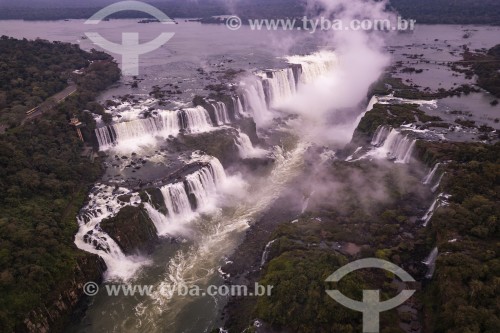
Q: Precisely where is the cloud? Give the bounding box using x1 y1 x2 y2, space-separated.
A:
279 0 394 145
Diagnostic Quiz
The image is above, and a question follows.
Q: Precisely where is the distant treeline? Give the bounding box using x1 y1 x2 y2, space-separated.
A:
0 0 229 21
1 0 500 25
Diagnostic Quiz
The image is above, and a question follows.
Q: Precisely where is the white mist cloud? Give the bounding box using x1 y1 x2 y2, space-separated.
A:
281 0 394 145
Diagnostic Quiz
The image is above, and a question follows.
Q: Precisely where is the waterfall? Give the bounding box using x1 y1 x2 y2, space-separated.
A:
421 196 440 227
423 163 441 185
421 193 451 227
74 184 146 280
261 68 297 106
261 239 277 267
285 51 338 84
351 95 379 133
235 132 267 159
161 183 194 219
145 158 227 234
235 51 337 125
241 77 270 124
260 53 338 105
345 147 363 161
431 173 445 193
301 195 311 214
185 163 222 208
232 96 244 118
385 130 416 163
365 129 416 164
181 106 213 132
371 125 391 147
365 95 379 113
422 247 438 279
95 107 215 150
113 112 179 141
143 202 171 235
95 126 116 149
95 110 181 150
212 102 231 125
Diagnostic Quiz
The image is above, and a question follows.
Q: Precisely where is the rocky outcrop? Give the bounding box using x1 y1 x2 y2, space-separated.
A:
21 254 106 333
100 205 158 255
173 128 241 167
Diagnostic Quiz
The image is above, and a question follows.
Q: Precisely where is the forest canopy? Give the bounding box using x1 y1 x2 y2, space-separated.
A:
0 37 119 332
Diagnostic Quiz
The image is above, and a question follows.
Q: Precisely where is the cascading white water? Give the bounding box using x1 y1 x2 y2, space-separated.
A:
95 106 215 150
431 173 445 193
232 96 244 119
285 51 338 84
75 51 343 330
422 247 438 279
95 126 116 149
301 194 313 214
185 164 221 209
384 130 416 163
135 143 307 328
376 94 438 109
96 52 337 149
95 111 181 150
421 193 451 227
423 163 441 185
74 184 147 280
364 129 416 164
212 102 231 125
261 68 297 107
145 157 227 235
345 147 363 161
371 125 391 147
260 239 277 267
421 196 440 227
235 132 267 159
182 106 213 133
241 78 270 125
350 95 380 135
365 95 379 114
161 183 194 220
114 112 179 141
237 51 337 125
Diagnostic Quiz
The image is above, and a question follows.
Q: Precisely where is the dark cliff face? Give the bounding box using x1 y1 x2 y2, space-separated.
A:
100 205 159 255
21 254 106 333
235 117 260 145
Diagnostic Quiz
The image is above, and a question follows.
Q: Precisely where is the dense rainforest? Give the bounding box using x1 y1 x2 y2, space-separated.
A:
1 0 500 25
0 37 120 332
0 37 114 127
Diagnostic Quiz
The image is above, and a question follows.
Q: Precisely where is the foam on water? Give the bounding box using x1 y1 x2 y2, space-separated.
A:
75 184 149 281
132 143 308 331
